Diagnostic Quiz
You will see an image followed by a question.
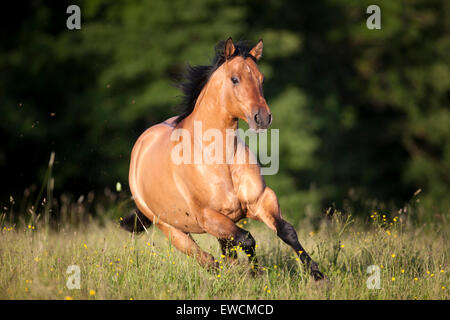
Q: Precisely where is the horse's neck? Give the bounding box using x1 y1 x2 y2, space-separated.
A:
180 80 240 163
182 78 238 133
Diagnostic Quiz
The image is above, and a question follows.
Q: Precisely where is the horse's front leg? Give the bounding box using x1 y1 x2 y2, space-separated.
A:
247 187 326 281
198 208 259 272
218 238 238 262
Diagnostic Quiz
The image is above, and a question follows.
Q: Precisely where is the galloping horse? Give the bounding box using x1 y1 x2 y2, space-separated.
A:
121 38 325 280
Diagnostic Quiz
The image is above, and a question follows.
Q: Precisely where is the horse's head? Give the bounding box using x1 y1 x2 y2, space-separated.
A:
220 38 272 132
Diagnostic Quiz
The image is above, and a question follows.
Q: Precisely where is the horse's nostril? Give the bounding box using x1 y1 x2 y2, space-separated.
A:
268 113 272 125
254 113 261 125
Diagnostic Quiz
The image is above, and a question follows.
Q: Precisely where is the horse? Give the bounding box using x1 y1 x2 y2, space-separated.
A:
121 37 326 281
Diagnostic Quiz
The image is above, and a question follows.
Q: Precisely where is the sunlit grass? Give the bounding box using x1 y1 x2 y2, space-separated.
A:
0 211 448 300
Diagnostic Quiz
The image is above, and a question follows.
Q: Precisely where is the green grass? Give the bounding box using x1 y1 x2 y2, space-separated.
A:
0 211 448 300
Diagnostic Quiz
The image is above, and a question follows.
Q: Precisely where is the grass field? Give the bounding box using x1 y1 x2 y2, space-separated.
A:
1 208 448 300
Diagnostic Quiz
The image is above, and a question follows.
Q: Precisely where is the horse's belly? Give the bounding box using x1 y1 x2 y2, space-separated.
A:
139 161 205 233
144 167 244 232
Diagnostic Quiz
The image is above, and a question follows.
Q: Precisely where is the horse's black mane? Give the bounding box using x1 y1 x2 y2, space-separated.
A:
174 40 256 124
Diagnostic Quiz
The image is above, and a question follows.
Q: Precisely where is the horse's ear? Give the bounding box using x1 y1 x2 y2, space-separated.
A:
249 39 263 61
224 37 235 60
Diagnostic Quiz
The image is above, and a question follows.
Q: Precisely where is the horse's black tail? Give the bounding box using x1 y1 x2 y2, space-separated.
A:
120 209 153 233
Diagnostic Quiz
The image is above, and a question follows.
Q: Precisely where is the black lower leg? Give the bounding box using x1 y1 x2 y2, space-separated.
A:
218 238 237 260
276 220 325 280
231 229 259 272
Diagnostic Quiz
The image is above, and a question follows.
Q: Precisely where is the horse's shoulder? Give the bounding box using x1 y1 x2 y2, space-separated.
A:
230 164 265 205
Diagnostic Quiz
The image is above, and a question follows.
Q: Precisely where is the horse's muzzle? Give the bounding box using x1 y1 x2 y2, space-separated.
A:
251 109 272 131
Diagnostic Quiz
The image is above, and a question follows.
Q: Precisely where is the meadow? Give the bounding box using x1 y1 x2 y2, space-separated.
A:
1 202 448 300
2 0 448 302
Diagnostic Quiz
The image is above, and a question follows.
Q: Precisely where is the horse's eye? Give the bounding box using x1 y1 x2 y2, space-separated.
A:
231 76 240 85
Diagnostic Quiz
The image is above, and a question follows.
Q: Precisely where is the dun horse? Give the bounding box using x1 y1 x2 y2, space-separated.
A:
121 38 325 280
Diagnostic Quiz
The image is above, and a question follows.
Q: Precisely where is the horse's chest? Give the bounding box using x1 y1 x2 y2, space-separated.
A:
203 180 243 221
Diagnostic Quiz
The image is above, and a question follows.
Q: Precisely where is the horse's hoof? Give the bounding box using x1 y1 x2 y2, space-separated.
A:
311 270 328 282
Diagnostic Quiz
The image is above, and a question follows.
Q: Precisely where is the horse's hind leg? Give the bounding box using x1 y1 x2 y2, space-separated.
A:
155 220 217 270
